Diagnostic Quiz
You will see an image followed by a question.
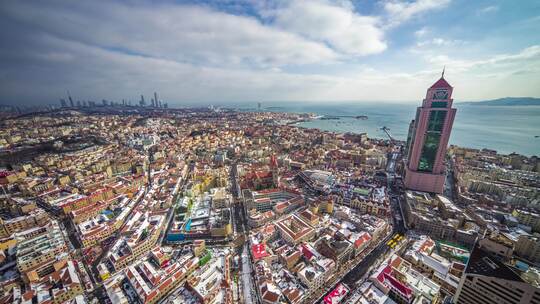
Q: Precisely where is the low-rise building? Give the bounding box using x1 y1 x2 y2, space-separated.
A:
403 191 478 246
0 208 49 238
15 221 70 282
107 212 165 271
126 254 198 304
371 255 441 304
19 260 84 304
275 214 315 245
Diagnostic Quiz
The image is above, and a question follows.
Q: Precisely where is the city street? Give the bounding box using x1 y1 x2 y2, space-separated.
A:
240 243 257 304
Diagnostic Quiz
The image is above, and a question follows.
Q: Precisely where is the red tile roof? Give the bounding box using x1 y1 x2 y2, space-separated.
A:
420 238 435 253
354 232 372 248
252 243 269 260
323 283 349 304
376 265 413 299
260 282 280 303
384 272 413 298
301 244 314 260
0 171 12 178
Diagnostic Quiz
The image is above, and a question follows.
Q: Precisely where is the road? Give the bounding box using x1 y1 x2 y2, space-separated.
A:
240 243 257 304
444 157 456 201
229 160 258 303
159 163 192 245
230 161 248 234
386 151 399 174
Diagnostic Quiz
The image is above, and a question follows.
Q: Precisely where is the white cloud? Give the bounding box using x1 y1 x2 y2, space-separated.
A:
426 45 540 73
416 38 465 47
424 47 540 100
0 34 331 103
264 0 387 56
1 1 339 68
3 30 537 105
414 27 430 38
477 5 499 14
0 0 538 104
384 0 451 27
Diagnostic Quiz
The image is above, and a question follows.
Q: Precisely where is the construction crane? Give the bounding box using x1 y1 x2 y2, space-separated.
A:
380 126 395 144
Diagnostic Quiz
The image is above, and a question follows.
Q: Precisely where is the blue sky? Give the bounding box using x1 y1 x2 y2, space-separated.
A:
0 0 539 105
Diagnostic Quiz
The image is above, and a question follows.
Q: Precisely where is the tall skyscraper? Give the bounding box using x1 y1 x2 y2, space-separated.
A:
404 72 456 194
154 92 159 107
67 90 74 108
140 95 146 107
454 245 540 304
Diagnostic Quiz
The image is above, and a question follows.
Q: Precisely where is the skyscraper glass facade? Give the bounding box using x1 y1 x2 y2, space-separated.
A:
418 110 446 172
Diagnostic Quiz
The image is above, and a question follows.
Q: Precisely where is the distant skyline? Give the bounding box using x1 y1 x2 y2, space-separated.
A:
1 0 539 106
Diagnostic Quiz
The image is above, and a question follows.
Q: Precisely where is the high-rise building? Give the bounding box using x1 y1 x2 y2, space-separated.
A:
454 245 540 304
404 72 456 194
67 91 74 107
404 118 415 159
154 92 159 107
140 95 146 107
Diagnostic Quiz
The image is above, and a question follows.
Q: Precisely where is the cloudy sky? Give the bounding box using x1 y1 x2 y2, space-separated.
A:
1 0 539 106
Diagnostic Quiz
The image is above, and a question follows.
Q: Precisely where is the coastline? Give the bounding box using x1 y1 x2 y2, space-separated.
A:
255 103 540 157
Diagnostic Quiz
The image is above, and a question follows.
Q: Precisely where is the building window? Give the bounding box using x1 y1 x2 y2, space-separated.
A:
418 110 446 172
431 101 447 108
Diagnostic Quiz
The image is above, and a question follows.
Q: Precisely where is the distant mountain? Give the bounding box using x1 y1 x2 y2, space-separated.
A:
462 97 540 106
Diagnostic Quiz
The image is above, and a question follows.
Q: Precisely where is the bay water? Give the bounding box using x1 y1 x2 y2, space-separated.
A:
259 102 540 156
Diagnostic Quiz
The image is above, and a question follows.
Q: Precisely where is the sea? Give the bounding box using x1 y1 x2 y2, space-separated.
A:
250 102 540 157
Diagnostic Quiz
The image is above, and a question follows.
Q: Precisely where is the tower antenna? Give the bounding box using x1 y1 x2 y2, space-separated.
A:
442 66 445 78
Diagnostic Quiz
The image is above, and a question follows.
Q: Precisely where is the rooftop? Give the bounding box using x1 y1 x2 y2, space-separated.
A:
429 77 452 89
466 245 524 282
